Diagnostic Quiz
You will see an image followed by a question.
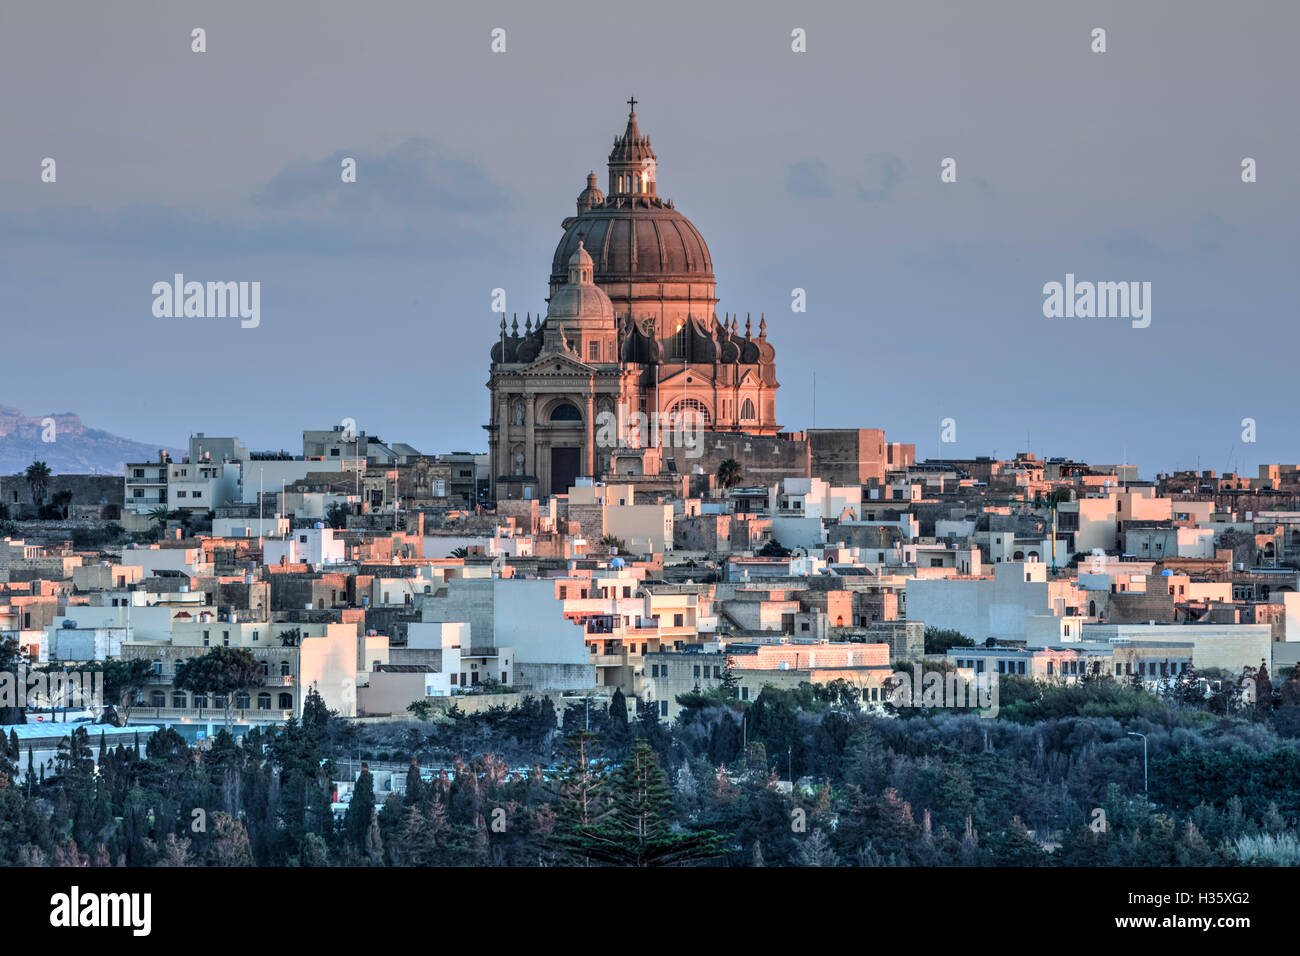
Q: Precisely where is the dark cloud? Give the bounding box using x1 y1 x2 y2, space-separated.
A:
785 160 833 199
857 154 903 203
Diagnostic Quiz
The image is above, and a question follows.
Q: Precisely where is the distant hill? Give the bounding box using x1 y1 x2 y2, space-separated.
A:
0 405 183 476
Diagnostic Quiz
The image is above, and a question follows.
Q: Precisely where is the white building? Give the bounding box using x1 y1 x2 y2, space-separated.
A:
264 526 346 567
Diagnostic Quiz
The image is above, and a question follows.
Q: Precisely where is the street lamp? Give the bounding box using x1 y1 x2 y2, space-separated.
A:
1127 731 1148 796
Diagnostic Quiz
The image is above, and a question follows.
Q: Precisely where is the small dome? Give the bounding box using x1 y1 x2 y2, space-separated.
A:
576 171 605 215
547 239 614 323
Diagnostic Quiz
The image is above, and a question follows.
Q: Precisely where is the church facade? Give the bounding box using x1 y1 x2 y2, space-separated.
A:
487 101 780 501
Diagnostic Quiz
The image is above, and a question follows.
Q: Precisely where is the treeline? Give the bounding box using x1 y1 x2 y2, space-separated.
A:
5 672 1300 866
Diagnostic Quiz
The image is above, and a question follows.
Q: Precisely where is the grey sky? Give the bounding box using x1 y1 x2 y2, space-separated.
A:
1 0 1295 476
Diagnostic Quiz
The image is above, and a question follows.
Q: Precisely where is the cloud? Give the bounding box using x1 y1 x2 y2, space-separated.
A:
857 154 903 203
785 160 833 199
0 139 513 261
254 138 512 217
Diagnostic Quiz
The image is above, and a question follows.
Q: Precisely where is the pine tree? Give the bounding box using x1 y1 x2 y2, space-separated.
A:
345 768 376 851
550 731 613 865
403 758 425 807
577 741 725 866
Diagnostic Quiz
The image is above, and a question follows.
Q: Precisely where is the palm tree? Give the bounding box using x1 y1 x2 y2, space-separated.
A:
24 461 51 506
716 458 742 489
148 505 172 534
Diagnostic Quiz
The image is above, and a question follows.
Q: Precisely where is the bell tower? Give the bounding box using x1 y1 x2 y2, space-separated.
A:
608 97 657 197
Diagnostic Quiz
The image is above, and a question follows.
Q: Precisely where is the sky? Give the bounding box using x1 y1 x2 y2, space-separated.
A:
1 0 1296 478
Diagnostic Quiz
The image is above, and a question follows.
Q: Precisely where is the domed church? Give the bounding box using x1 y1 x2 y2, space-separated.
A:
487 100 781 500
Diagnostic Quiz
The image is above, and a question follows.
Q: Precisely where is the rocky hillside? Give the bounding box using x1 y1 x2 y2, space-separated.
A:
0 405 183 475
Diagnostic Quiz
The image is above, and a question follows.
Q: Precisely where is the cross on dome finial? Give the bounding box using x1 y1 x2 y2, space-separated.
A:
627 95 637 114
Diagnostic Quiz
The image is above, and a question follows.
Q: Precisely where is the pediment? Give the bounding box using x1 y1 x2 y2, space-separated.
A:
521 353 594 376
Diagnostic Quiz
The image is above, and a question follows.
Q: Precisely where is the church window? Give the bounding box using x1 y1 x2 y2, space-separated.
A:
589 341 599 361
550 402 582 422
740 398 756 421
669 398 711 426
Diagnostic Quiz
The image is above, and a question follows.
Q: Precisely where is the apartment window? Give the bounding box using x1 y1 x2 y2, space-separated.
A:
253 630 260 642
693 665 701 678
236 693 250 709
1115 663 1122 676
202 630 210 646
623 587 631 598
559 586 567 599
660 700 668 717
133 489 144 498
213 695 228 709
176 491 187 498
800 622 809 632
450 673 458 685
133 469 144 478
1046 661 1053 675
193 694 207 709
150 692 166 708
673 614 683 627
278 693 293 709
280 661 290 677
1018 661 1026 675
172 693 186 708
192 491 201 499
258 694 271 710
222 630 230 646
741 686 749 700
713 666 721 679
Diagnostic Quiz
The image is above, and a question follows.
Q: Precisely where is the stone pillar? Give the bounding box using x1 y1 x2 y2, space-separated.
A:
585 390 596 478
525 394 536 477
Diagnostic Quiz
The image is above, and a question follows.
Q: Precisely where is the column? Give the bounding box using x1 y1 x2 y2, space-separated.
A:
585 389 596 478
525 394 536 477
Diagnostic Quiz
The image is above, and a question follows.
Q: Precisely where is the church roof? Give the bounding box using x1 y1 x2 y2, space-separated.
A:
552 102 714 285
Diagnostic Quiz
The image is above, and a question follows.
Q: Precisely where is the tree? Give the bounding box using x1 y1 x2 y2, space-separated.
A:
76 659 152 722
147 506 172 535
608 688 630 740
924 627 975 655
51 489 74 519
549 731 613 865
449 546 470 559
576 741 725 866
346 768 377 853
24 461 52 507
716 459 743 489
599 535 626 553
173 647 265 728
325 502 350 530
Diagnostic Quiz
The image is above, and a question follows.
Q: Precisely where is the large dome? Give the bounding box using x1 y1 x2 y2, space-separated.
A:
551 202 714 285
550 103 715 289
